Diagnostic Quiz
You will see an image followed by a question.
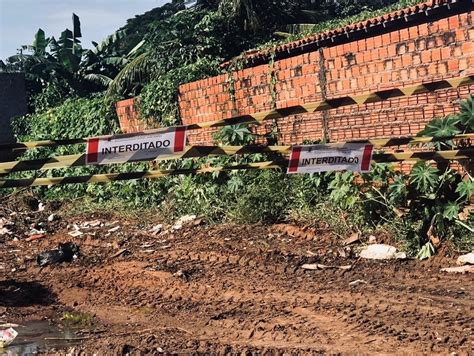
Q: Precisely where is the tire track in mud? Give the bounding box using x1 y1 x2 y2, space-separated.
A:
45 245 473 354
7 221 469 353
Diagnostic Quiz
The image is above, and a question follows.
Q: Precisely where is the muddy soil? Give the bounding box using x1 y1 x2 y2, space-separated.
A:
0 200 473 355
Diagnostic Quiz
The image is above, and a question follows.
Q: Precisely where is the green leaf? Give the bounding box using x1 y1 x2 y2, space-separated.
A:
59 29 74 51
409 162 439 194
388 175 407 203
416 242 436 260
127 40 146 57
72 13 82 38
32 29 48 56
455 180 474 200
418 116 461 137
49 36 60 55
442 201 460 221
418 116 461 149
59 48 80 72
83 73 113 87
459 95 474 131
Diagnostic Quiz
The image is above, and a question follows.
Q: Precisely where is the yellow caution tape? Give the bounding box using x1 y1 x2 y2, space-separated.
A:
1 134 472 175
0 149 472 188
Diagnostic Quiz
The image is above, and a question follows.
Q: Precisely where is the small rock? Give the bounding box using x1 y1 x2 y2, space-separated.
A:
456 252 474 266
359 244 398 260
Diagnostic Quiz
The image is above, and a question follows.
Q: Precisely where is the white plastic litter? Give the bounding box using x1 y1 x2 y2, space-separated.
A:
359 244 398 260
0 328 18 348
457 252 474 266
172 215 197 230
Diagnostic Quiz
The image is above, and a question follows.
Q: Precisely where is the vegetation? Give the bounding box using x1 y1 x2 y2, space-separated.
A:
1 0 472 257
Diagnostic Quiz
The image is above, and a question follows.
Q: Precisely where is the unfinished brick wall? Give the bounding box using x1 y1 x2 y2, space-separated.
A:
177 8 474 145
116 98 161 133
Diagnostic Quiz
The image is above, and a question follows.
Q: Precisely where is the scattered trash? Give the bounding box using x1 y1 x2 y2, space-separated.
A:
0 227 12 236
0 218 13 235
149 224 162 235
37 202 45 212
343 232 360 246
301 263 352 271
176 215 196 225
107 226 121 233
456 252 474 265
37 243 80 267
172 215 197 230
82 220 101 228
25 234 47 242
349 279 367 286
394 251 407 260
47 214 56 222
440 265 474 274
28 228 46 235
0 324 20 329
68 230 83 237
368 235 377 244
105 220 119 227
0 327 18 348
192 218 203 226
359 244 401 260
112 249 130 258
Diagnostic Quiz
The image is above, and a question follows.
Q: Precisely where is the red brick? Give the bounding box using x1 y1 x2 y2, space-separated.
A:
462 41 474 53
366 37 375 49
441 47 451 60
400 28 409 40
432 48 442 61
418 23 429 36
448 15 460 30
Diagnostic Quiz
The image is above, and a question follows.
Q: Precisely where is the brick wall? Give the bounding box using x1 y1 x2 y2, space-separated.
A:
177 8 474 146
116 98 161 133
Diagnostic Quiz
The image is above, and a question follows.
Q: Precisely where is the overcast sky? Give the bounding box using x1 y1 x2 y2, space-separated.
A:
0 0 170 60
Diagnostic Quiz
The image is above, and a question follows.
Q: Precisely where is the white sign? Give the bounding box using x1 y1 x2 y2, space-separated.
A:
86 127 186 165
287 143 373 174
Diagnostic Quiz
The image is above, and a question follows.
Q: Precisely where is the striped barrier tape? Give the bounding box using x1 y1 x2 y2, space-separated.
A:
1 74 473 151
1 134 472 175
1 148 472 189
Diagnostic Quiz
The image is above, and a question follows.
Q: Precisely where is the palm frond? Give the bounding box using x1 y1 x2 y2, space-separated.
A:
84 73 113 87
106 51 156 97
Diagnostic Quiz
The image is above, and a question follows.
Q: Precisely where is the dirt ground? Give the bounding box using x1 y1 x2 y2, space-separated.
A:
0 198 473 355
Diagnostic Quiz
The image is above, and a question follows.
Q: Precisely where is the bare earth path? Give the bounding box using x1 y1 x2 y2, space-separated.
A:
1 210 473 354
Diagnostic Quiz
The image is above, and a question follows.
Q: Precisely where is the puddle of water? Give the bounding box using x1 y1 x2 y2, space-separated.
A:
1 320 81 355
